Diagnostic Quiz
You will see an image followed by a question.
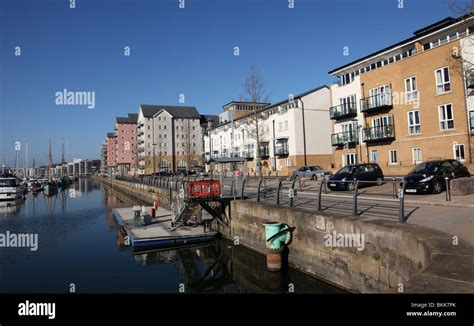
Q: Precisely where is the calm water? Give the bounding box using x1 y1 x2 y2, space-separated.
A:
0 178 343 293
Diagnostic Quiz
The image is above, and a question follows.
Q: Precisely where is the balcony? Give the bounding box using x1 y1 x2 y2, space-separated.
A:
331 131 358 147
467 75 474 89
360 92 392 113
329 102 357 120
362 125 395 143
243 151 254 159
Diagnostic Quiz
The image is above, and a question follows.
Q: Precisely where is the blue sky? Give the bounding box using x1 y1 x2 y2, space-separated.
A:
0 0 469 166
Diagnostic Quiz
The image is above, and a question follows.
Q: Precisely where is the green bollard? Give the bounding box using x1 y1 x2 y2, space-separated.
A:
263 221 293 271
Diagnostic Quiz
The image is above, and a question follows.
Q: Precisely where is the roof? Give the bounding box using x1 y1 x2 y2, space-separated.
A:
140 104 200 119
208 157 247 163
207 85 329 132
328 15 473 75
106 132 116 138
116 113 138 124
221 100 271 108
200 114 219 124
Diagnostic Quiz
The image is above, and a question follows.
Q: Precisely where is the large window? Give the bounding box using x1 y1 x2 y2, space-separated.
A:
412 148 422 164
177 160 187 171
160 160 169 172
435 67 451 94
405 76 418 102
439 104 454 130
407 110 421 134
454 144 466 161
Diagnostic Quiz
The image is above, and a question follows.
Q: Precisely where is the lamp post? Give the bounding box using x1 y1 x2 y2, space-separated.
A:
152 116 156 178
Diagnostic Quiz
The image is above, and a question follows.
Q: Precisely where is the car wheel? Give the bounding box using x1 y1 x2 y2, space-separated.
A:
376 177 383 186
432 181 443 194
311 175 316 180
347 182 355 191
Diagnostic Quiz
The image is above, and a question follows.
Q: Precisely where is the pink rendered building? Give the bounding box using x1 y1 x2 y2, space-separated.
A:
114 113 138 175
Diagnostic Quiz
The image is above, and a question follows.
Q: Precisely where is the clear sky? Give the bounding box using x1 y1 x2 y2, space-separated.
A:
0 0 469 166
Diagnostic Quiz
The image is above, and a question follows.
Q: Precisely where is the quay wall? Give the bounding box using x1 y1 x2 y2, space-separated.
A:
96 176 474 293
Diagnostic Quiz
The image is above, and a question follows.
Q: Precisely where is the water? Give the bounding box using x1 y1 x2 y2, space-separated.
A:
0 178 343 293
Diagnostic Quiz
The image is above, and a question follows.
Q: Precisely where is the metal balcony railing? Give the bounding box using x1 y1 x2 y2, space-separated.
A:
275 144 289 156
362 125 395 142
331 131 358 146
329 102 357 120
361 92 392 113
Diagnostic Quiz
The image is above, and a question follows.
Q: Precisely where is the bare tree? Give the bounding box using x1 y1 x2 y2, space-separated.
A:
445 1 474 76
242 66 270 175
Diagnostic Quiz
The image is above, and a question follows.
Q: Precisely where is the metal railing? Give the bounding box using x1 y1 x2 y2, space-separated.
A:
360 92 392 113
329 102 357 120
362 125 395 142
331 131 358 146
109 174 429 223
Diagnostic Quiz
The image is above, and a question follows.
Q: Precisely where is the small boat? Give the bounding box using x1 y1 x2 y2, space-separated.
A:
57 176 71 189
44 181 58 196
31 181 44 193
0 173 25 201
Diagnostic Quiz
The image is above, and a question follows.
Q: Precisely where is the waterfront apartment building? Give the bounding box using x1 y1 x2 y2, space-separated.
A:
100 141 108 175
106 132 117 175
205 86 333 176
329 15 474 175
114 113 138 176
137 104 202 174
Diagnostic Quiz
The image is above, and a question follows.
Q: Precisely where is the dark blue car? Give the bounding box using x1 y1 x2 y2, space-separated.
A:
327 163 384 191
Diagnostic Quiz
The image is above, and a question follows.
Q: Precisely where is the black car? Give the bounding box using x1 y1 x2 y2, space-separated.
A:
403 160 471 194
327 163 384 191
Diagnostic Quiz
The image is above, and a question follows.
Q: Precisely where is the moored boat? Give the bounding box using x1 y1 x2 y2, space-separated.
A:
0 174 25 201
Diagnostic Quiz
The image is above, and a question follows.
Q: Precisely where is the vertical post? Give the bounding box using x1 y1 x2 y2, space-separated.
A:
392 177 397 198
241 178 247 199
445 177 451 202
289 180 296 207
257 178 263 202
352 181 360 217
317 179 325 211
399 181 406 223
276 178 282 206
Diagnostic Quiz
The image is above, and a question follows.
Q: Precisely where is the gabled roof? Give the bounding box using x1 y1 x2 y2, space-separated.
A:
107 132 116 138
140 104 200 119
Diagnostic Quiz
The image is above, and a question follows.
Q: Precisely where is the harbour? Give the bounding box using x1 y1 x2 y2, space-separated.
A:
0 177 343 293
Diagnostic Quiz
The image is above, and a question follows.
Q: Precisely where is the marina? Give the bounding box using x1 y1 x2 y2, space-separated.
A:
0 177 343 293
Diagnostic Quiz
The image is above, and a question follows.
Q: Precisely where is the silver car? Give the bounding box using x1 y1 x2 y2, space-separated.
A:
293 166 332 180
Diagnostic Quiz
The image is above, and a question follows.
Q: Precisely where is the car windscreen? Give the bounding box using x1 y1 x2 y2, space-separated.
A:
410 162 441 174
309 166 322 171
337 166 355 174
0 179 17 187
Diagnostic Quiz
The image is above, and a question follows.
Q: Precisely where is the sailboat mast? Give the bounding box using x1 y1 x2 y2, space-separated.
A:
48 138 52 180
61 138 64 177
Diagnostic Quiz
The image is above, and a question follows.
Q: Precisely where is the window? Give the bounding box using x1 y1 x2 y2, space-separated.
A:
454 144 466 161
389 150 398 165
284 121 288 130
370 150 379 163
285 158 292 167
439 104 454 130
405 76 418 102
408 110 421 134
412 148 422 164
435 67 451 94
278 122 283 131
342 153 357 167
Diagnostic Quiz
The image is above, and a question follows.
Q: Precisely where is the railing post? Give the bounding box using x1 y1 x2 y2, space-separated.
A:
352 181 360 217
257 178 263 202
445 177 451 202
317 179 325 211
276 178 283 206
399 181 406 223
230 178 235 197
289 180 296 207
392 177 397 198
241 178 247 199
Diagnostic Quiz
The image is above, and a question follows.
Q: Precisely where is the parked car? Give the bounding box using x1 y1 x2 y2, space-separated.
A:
327 163 384 191
293 166 332 180
402 159 471 194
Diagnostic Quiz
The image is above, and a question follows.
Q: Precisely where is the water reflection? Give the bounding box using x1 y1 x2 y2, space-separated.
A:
0 177 344 294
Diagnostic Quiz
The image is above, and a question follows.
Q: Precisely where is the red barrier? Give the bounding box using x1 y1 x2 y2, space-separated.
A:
187 180 221 198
